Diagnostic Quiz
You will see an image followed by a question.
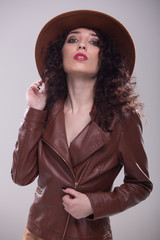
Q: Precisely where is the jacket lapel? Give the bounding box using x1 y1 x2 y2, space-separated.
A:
42 100 115 169
42 101 72 168
69 121 107 167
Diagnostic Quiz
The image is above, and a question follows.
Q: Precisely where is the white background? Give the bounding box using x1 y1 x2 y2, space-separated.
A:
0 0 159 239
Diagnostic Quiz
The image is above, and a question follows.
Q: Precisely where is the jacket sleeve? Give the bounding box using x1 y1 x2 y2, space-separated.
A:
86 113 153 219
11 107 47 186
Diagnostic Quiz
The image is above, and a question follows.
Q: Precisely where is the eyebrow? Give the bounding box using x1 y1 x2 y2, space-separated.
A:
68 31 98 37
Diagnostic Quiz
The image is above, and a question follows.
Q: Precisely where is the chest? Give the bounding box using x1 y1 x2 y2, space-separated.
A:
64 111 91 148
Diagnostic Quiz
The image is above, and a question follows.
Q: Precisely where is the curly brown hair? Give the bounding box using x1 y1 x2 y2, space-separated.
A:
43 28 142 131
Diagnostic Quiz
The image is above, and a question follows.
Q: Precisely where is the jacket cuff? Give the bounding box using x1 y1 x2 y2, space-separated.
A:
24 107 47 124
86 192 105 220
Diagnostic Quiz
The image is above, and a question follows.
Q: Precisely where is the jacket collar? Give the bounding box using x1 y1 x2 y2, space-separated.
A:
69 121 107 167
42 100 109 168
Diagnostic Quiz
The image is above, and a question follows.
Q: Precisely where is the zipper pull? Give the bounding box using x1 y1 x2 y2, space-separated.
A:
74 182 78 189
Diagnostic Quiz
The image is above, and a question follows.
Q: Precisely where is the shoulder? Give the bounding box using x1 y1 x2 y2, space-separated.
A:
48 99 64 118
122 110 143 132
107 110 143 136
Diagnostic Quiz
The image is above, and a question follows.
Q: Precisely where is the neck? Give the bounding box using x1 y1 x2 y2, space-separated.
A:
65 74 96 113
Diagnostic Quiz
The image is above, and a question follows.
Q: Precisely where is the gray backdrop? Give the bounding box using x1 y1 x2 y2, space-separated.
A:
0 0 159 239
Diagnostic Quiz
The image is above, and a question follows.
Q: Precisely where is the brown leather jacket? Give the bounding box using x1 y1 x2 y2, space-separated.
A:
11 100 153 240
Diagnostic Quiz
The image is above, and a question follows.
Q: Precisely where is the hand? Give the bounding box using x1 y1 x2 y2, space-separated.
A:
62 188 93 219
26 81 47 110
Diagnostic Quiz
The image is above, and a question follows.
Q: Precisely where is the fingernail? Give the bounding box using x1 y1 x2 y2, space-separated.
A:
62 186 67 190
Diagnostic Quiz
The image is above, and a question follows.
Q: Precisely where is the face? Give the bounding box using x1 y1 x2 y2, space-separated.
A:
62 28 100 78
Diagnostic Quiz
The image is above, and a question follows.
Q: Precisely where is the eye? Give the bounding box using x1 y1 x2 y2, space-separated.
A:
90 39 100 47
67 37 78 43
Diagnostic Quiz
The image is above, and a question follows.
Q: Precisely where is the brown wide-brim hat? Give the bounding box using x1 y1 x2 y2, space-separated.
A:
35 10 135 79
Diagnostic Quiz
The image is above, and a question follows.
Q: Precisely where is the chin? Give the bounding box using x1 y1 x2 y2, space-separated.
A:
65 68 98 77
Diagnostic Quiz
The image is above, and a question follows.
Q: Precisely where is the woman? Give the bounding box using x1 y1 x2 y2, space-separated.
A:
11 10 153 240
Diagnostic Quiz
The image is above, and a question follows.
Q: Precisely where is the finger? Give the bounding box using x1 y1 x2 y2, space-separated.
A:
33 82 42 88
63 203 71 215
38 80 44 84
29 82 45 93
30 81 43 88
62 194 73 205
36 81 44 86
34 82 40 86
62 196 73 211
62 188 79 198
29 85 40 93
39 82 45 93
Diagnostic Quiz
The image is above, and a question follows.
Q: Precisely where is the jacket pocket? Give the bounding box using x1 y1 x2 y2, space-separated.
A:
68 216 112 239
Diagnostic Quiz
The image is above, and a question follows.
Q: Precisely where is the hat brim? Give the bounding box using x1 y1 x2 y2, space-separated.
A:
35 10 135 79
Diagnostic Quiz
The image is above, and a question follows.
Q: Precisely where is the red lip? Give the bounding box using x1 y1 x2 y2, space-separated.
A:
74 53 88 61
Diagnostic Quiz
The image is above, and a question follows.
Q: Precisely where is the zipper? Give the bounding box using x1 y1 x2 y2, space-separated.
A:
61 213 71 240
42 139 77 239
61 159 92 240
42 138 93 239
42 139 77 183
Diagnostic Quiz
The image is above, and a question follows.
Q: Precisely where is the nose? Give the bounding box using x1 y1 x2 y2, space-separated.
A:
77 42 86 50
